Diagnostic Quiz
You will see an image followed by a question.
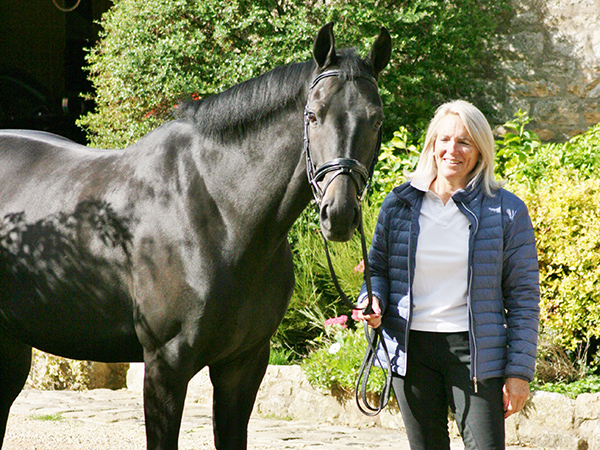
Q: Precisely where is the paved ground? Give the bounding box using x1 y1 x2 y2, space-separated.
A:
4 388 409 449
4 388 532 449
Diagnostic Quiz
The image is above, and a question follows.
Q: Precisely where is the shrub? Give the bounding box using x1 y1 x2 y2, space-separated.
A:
534 374 600 399
301 317 387 396
498 114 600 368
370 126 421 206
496 112 600 188
274 197 385 356
80 0 508 148
510 174 600 355
495 110 544 188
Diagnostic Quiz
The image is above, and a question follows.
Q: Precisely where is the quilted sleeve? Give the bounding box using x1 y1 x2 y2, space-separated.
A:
502 193 540 382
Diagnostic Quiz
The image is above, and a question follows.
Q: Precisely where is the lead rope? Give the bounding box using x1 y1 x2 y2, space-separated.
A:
320 206 393 416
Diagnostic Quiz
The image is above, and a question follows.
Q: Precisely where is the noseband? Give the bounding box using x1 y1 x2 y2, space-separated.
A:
304 69 383 205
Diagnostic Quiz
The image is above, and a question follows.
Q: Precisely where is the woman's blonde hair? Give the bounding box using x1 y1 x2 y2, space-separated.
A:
409 100 501 196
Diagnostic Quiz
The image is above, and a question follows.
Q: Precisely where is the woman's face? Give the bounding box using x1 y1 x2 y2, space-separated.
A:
433 114 480 189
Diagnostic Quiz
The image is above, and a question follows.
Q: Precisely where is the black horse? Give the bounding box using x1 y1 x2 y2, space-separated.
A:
0 23 391 449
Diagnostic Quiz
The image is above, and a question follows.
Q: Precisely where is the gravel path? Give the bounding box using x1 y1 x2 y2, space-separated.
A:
4 388 409 449
4 388 534 449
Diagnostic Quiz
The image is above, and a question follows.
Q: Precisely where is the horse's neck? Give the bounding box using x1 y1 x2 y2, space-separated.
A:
193 108 311 254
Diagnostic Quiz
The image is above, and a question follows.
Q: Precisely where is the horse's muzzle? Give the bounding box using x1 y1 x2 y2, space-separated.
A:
319 175 361 242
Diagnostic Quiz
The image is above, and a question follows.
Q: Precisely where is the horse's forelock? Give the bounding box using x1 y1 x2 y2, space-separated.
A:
335 48 375 80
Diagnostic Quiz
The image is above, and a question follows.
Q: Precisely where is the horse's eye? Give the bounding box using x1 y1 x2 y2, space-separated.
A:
307 111 318 124
374 118 383 130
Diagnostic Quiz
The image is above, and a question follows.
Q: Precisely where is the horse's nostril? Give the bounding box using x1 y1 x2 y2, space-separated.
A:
352 206 360 227
320 203 330 225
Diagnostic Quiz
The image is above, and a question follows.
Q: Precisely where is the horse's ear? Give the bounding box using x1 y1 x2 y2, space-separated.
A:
313 22 337 69
367 27 392 76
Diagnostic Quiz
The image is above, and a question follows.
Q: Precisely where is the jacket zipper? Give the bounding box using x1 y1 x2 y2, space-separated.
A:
405 217 413 357
403 197 419 375
460 201 479 393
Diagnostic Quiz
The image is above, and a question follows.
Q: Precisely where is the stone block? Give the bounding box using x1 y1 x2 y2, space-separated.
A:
511 79 561 98
534 98 581 126
576 393 600 444
505 413 520 446
569 78 600 99
517 391 577 448
507 32 546 60
583 103 600 125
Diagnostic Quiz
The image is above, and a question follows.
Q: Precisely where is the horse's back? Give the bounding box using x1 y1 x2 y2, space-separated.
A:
0 129 124 219
0 129 111 163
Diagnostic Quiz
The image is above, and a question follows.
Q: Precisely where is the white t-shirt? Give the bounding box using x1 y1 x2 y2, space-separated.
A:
410 181 470 332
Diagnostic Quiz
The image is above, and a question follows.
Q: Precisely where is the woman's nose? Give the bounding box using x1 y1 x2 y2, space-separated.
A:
445 139 458 153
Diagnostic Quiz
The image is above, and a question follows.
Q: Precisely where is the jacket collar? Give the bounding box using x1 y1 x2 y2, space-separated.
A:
451 173 483 205
392 173 484 207
392 181 424 207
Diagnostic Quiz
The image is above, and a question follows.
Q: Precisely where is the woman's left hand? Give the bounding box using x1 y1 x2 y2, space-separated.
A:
354 296 382 329
503 377 530 418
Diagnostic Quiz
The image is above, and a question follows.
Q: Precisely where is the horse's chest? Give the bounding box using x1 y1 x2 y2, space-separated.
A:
131 235 294 355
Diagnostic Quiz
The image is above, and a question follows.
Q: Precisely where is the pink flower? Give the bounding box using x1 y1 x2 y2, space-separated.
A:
354 259 365 274
324 315 348 329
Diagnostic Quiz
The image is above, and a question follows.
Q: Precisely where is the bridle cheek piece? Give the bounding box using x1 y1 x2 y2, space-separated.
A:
303 69 383 206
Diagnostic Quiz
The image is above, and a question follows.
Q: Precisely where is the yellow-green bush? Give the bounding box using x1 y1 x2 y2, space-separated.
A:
510 173 600 352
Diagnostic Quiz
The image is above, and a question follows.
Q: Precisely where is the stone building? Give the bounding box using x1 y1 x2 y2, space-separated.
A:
493 0 600 140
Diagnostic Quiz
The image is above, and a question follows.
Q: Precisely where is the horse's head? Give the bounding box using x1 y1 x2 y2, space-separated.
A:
305 23 391 242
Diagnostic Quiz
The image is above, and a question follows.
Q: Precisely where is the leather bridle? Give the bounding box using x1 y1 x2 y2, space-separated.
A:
304 69 392 416
303 69 382 205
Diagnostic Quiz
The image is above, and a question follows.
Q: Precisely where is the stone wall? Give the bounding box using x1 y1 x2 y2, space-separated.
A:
26 349 128 391
505 390 600 450
492 0 600 140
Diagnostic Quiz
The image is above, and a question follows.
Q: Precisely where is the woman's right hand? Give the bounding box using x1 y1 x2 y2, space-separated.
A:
354 296 382 329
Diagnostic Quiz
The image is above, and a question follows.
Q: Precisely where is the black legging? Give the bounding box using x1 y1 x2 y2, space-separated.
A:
391 331 505 450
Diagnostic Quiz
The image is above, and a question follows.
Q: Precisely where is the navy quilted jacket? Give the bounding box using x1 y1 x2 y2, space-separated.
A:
359 179 540 384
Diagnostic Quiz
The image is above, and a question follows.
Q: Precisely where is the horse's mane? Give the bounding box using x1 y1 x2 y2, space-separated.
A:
176 48 373 139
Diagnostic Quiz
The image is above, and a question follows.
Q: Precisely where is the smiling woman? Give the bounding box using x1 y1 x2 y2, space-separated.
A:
411 100 501 199
355 100 540 450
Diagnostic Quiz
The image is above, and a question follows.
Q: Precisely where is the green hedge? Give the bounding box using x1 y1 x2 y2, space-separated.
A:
79 0 508 148
510 175 600 353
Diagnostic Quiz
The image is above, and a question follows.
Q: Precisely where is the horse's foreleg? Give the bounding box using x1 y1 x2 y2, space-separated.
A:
142 351 191 450
0 329 32 447
209 340 270 450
